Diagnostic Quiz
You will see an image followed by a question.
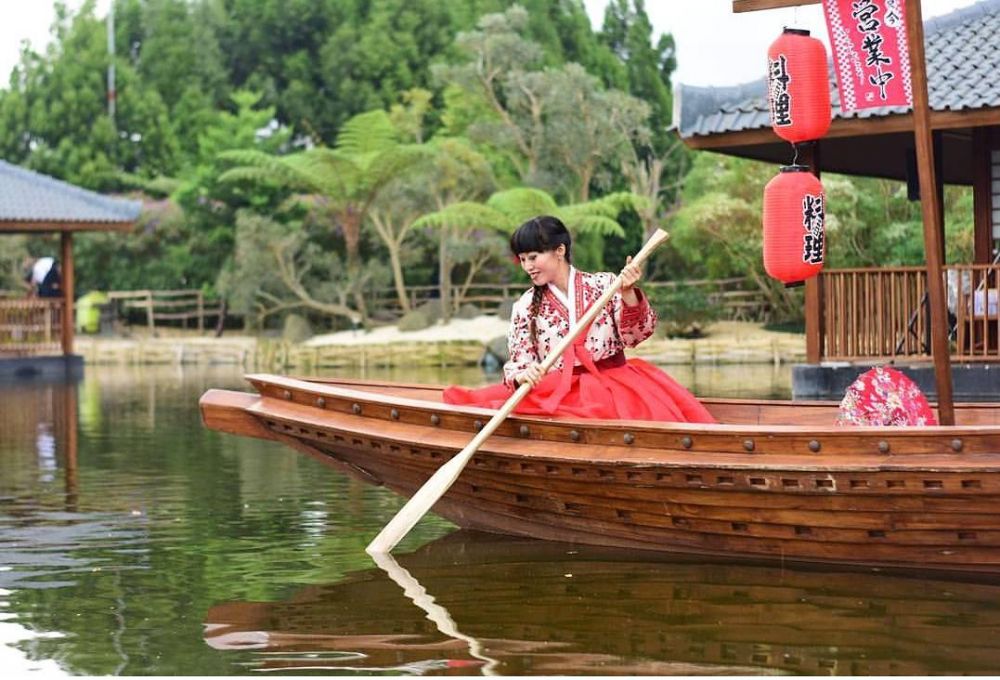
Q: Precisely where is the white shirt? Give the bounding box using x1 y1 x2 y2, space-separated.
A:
31 257 55 285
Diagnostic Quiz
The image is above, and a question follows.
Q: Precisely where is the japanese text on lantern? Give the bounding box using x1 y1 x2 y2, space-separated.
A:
802 194 825 265
768 54 793 126
823 0 912 113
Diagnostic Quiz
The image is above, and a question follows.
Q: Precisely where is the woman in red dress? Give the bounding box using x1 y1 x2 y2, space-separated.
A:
443 216 716 423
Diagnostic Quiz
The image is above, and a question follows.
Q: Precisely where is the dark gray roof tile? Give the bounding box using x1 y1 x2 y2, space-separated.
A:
0 160 142 224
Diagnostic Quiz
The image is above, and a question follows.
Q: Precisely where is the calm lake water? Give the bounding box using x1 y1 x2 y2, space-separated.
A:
2 363 1000 675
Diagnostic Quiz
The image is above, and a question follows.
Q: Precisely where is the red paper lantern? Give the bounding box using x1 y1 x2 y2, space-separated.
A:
767 28 831 143
763 165 825 286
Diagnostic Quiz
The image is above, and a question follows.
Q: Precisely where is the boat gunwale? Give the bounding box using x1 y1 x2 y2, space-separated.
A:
245 373 1000 441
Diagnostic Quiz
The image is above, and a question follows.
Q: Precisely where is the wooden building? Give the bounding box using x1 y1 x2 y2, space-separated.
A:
0 160 141 381
676 0 1000 397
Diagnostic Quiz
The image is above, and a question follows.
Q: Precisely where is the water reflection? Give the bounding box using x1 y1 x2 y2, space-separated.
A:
206 531 1000 676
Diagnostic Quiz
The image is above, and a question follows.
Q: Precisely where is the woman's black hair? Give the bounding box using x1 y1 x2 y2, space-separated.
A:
510 216 573 348
509 215 572 263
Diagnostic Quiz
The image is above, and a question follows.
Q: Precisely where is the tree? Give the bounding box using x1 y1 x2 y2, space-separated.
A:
542 63 650 201
0 0 180 187
436 5 652 202
416 137 497 319
415 187 646 309
219 110 428 323
219 210 362 327
599 0 676 153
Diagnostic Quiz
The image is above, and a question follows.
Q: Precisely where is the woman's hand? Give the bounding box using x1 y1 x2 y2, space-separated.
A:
517 363 544 387
621 255 642 306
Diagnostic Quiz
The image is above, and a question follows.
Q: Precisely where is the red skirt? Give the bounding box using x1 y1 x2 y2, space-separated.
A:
443 355 716 423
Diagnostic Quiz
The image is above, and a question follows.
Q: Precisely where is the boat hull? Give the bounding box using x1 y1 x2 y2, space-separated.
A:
201 374 1000 573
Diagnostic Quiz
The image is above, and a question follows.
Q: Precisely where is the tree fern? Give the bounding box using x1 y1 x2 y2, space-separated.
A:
486 187 557 223
335 110 397 156
413 202 509 231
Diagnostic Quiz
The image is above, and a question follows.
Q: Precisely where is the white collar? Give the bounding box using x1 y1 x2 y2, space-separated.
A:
547 266 576 326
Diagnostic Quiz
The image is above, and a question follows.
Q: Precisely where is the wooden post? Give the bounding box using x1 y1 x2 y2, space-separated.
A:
906 1 954 425
60 231 74 356
800 142 825 363
972 127 994 265
197 290 204 333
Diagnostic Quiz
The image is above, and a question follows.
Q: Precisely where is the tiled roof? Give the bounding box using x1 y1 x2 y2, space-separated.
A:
0 160 142 224
677 0 1000 139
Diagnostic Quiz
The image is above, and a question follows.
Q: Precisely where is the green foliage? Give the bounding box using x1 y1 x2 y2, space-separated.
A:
0 0 981 330
435 5 651 201
414 186 641 240
599 0 675 152
0 235 30 291
645 283 720 338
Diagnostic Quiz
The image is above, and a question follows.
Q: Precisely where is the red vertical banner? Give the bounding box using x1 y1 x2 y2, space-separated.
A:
823 0 912 112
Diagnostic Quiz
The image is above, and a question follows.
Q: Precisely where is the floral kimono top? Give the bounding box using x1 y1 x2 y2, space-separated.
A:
503 267 657 387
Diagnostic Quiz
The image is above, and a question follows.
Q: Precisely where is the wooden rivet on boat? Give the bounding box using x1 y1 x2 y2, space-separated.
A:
808 439 821 453
352 402 362 415
430 414 441 426
623 433 635 445
519 424 530 437
951 438 963 452
390 408 400 420
315 397 326 408
878 440 890 454
474 420 484 431
681 436 693 449
743 439 755 452
282 389 292 400
569 430 581 442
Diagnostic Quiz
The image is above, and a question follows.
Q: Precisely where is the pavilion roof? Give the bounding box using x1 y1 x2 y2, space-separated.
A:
674 0 1000 183
0 160 142 233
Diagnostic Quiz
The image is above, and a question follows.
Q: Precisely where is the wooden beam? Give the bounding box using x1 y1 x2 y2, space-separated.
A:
0 220 134 234
907 2 955 425
733 0 820 12
61 231 74 356
683 107 1000 152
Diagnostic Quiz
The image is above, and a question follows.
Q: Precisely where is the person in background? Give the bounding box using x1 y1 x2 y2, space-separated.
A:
22 256 62 298
443 215 716 423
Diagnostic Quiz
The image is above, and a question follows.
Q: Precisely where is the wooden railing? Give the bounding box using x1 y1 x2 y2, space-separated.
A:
0 297 64 356
820 265 1000 362
108 289 225 332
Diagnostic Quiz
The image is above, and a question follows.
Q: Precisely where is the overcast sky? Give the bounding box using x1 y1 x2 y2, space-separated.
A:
0 0 982 89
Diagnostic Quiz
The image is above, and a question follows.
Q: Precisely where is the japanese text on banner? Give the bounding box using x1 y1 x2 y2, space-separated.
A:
823 0 913 113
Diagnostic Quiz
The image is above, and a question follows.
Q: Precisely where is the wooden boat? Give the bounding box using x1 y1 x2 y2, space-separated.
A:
204 531 1000 675
200 373 1000 573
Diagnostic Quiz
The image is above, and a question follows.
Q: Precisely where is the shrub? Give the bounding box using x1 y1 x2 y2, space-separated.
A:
398 309 432 331
645 284 720 338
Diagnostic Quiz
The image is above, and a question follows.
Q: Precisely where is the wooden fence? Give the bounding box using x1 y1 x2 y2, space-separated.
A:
0 297 64 356
365 277 769 321
108 289 225 333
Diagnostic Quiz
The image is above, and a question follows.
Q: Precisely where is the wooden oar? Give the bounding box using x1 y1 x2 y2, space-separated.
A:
366 228 670 554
